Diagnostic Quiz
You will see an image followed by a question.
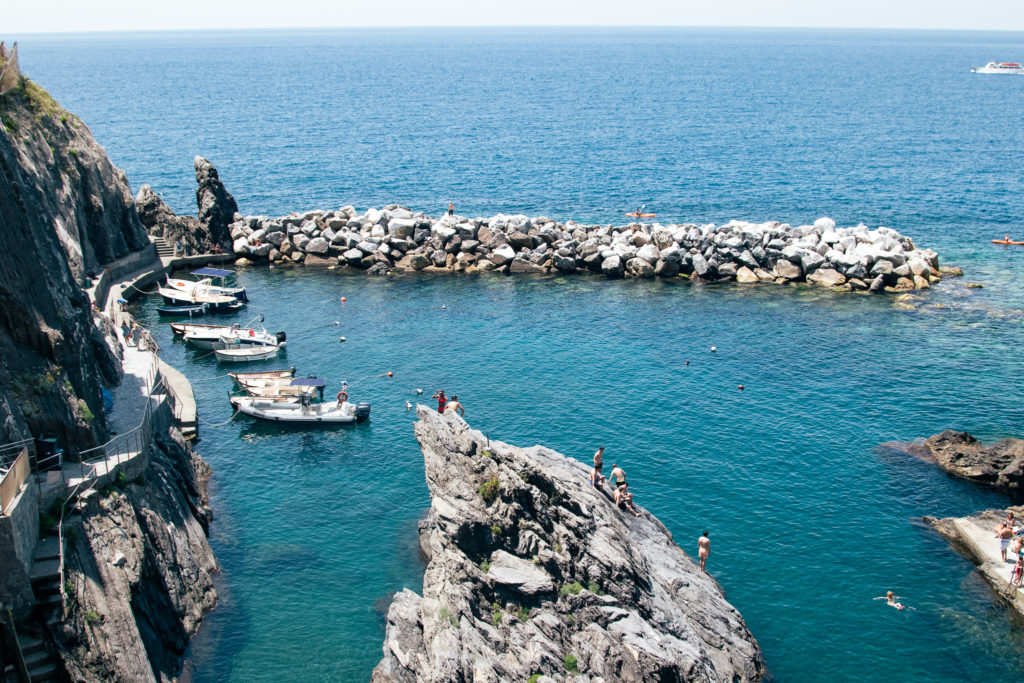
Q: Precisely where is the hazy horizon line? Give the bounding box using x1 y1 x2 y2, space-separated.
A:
8 24 1024 38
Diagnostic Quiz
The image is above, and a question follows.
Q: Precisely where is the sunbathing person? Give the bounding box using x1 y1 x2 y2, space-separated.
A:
614 483 640 517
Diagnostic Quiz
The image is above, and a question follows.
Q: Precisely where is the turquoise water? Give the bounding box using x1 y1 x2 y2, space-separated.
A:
16 27 1024 680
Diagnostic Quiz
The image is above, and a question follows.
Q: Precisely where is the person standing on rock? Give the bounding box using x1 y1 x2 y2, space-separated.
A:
432 390 447 413
448 202 454 217
698 531 710 572
609 463 626 489
446 395 465 417
996 523 1014 561
593 446 604 470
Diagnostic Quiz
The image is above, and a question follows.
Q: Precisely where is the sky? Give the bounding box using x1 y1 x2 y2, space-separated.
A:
6 0 1024 34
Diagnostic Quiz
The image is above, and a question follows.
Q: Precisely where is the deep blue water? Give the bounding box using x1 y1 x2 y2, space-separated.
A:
16 28 1024 681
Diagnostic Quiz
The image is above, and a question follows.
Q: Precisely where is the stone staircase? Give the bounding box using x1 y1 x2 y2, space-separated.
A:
151 235 174 259
0 535 64 682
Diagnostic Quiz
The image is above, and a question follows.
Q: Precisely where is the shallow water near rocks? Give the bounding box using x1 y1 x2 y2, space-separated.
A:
20 27 1024 681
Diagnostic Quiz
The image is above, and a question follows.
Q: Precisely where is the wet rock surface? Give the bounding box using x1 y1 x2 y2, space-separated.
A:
371 407 764 682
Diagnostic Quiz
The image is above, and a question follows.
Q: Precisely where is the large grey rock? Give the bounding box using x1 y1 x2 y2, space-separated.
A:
371 409 765 682
774 260 801 280
490 244 516 267
305 237 329 255
194 156 238 249
601 254 624 279
388 218 417 239
806 268 847 287
917 430 1024 492
626 257 655 278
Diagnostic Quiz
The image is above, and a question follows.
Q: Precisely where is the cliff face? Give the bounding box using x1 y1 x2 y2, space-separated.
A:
0 76 148 449
373 408 764 682
56 425 218 682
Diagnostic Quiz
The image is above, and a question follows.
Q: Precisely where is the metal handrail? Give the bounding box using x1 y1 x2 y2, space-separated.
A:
3 607 30 683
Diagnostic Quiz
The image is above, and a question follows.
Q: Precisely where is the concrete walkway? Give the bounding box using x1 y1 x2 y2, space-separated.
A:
940 510 1024 616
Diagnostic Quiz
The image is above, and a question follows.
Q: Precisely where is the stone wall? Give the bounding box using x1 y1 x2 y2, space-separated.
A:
0 476 39 620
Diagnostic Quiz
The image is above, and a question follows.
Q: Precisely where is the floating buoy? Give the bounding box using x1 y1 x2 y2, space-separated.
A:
710 346 717 352
338 337 346 342
387 372 393 377
340 297 347 302
684 360 689 366
738 385 745 391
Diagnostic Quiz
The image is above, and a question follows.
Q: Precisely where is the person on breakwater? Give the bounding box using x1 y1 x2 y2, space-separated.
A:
447 202 454 217
698 531 710 572
432 390 447 413
874 591 907 610
445 395 465 417
996 522 1014 562
615 482 640 517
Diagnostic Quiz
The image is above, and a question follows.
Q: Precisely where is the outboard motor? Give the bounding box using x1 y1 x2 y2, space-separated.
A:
275 331 287 346
355 402 371 422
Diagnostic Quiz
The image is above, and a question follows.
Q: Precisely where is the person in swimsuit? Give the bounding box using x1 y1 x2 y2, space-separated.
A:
698 531 710 572
445 395 465 417
589 465 605 490
614 483 640 517
609 464 626 489
448 202 454 217
1012 555 1024 589
432 390 447 413
997 522 1014 561
593 447 604 470
874 590 906 610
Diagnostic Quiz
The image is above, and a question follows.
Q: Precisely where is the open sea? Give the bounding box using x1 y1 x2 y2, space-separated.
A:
16 28 1024 681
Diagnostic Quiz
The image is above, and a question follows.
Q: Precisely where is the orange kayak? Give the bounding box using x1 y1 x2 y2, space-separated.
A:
992 239 1024 245
625 212 656 218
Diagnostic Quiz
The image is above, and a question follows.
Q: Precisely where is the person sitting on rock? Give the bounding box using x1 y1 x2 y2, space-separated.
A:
874 590 907 610
614 483 640 517
589 464 605 490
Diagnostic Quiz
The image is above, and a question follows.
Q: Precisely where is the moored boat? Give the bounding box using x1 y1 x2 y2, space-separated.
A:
240 377 325 400
156 303 208 317
229 395 371 424
228 367 297 384
165 267 248 301
158 279 245 312
171 321 231 336
213 343 280 363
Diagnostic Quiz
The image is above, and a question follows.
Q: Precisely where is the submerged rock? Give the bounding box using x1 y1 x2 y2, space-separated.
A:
922 430 1024 491
371 408 765 682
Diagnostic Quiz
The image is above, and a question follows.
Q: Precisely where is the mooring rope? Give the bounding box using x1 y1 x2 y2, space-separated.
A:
197 408 241 427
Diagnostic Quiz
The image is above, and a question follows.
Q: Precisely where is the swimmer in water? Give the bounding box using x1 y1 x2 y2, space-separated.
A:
874 590 907 610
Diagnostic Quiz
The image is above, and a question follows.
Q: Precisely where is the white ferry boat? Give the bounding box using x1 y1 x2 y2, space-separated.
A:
971 61 1024 75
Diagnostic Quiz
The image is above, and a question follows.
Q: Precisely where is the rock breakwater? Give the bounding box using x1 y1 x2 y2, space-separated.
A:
372 407 764 682
916 430 1024 493
227 205 949 292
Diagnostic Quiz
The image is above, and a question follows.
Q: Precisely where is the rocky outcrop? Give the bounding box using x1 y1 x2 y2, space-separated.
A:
0 76 149 448
221 204 949 294
921 430 1024 492
926 506 1024 617
194 156 237 250
55 424 217 682
135 184 203 249
372 408 764 682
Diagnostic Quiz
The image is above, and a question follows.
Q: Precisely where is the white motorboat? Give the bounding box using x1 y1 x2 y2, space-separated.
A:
165 267 248 301
228 367 297 384
171 322 231 336
159 279 244 312
240 377 324 400
971 61 1024 74
186 325 285 350
213 343 280 363
230 395 371 424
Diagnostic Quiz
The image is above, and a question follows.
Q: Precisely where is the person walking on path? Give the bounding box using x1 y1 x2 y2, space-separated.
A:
130 323 143 349
432 390 447 413
121 321 132 347
996 522 1014 562
698 531 710 572
446 395 465 417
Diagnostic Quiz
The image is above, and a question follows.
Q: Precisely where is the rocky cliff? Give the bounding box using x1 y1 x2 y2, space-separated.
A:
0 74 148 449
56 425 218 682
135 156 237 253
373 408 764 682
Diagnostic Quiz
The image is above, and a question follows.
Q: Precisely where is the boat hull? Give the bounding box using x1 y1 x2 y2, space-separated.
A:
230 397 371 424
214 344 280 363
